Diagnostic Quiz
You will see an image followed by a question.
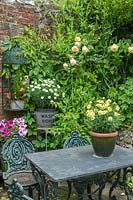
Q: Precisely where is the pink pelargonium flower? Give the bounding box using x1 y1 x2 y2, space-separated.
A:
19 129 27 136
1 130 10 137
0 117 27 138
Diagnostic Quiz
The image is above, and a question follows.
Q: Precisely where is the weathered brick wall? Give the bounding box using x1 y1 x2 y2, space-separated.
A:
0 1 42 119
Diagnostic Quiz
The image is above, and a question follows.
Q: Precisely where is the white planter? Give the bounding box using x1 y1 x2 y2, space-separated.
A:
10 100 24 110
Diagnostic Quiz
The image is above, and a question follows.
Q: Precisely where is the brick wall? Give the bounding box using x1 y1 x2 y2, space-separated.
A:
0 1 43 119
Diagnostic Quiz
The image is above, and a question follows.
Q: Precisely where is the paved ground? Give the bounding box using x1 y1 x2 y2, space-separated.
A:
0 179 132 200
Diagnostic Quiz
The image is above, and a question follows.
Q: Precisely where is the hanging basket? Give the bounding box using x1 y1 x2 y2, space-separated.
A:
34 108 58 128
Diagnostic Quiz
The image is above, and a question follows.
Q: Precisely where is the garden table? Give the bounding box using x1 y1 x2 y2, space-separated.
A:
26 145 133 200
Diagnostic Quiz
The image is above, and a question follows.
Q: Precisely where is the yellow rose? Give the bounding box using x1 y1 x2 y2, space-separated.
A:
128 46 133 54
108 107 112 112
72 46 78 52
108 116 113 122
111 44 118 52
98 110 107 115
114 112 120 116
115 105 120 111
74 36 81 42
87 104 91 109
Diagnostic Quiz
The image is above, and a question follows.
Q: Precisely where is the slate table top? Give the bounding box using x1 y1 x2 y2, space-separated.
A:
26 145 133 181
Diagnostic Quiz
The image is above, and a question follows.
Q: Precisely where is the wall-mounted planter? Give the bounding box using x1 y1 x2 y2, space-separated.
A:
10 100 24 110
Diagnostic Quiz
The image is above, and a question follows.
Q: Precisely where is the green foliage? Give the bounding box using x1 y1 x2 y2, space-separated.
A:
118 77 133 127
1 0 133 150
127 176 133 192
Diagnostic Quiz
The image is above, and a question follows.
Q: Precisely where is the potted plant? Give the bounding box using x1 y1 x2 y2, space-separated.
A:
26 78 65 127
86 97 122 157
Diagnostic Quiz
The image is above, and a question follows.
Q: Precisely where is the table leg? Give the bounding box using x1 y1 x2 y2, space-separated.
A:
73 179 88 200
31 164 46 200
122 168 132 200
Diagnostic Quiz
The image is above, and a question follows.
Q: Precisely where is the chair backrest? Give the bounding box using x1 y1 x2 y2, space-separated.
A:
64 130 90 148
1 133 35 178
8 178 33 200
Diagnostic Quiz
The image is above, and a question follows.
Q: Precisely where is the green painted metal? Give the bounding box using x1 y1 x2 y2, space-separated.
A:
64 130 99 200
1 133 39 198
8 178 33 200
2 45 27 64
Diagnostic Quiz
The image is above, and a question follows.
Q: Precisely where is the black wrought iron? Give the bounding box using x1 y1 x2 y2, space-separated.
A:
1 133 39 198
8 178 33 200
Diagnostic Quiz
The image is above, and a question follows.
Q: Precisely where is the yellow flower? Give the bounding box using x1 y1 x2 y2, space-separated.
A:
74 36 81 42
72 46 79 52
96 100 104 104
96 103 102 108
98 110 108 115
87 104 91 109
108 107 112 112
111 44 118 52
108 116 113 122
114 112 120 116
86 110 95 119
115 105 120 111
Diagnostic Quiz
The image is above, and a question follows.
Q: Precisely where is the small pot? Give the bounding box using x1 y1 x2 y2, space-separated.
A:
90 131 118 157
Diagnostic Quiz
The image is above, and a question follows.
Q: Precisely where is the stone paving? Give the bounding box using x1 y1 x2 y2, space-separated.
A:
0 179 132 200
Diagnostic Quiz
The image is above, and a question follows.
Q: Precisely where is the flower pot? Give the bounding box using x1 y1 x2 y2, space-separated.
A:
10 100 24 110
34 108 58 127
90 131 118 157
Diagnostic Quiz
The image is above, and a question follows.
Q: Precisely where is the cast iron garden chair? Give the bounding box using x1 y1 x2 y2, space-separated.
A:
1 133 40 199
64 130 105 200
8 178 33 200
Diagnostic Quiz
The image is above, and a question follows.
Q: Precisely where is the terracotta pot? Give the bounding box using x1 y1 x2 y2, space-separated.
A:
90 131 118 157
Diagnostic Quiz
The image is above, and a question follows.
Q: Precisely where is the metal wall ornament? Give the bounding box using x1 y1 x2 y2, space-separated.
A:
2 45 27 65
2 44 28 111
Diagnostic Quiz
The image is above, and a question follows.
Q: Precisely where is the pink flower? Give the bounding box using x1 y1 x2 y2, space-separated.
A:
6 92 11 99
0 117 27 139
70 58 77 66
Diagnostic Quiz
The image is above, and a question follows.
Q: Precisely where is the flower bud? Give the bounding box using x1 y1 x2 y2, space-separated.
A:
82 46 89 53
111 44 118 52
70 58 76 66
63 63 68 69
72 46 78 52
75 42 81 47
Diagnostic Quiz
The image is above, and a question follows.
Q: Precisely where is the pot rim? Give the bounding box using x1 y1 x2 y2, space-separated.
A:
90 131 118 138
